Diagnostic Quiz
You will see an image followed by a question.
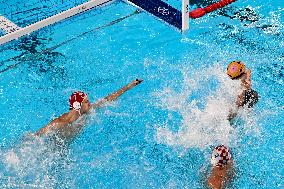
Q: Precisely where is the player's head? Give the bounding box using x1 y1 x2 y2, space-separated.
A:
211 145 232 167
69 91 90 113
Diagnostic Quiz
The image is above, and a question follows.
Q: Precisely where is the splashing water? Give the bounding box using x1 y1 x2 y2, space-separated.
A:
0 133 75 188
154 64 260 149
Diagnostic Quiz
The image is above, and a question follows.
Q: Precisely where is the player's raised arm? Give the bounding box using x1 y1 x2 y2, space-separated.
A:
91 79 143 109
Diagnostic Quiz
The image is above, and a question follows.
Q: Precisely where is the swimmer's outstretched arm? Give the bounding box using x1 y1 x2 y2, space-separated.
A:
91 79 143 109
35 79 143 138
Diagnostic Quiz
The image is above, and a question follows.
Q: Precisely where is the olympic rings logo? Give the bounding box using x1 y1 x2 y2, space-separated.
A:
158 7 170 15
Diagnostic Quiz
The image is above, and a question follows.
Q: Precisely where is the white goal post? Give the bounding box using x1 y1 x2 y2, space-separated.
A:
0 0 114 45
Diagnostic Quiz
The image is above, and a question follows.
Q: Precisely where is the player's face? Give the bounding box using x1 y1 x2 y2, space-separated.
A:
81 96 91 113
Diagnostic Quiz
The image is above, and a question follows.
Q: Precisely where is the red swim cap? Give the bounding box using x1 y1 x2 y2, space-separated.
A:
69 91 87 111
211 145 232 167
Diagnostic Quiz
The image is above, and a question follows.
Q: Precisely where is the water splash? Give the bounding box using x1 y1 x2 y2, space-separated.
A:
153 63 261 149
0 133 74 188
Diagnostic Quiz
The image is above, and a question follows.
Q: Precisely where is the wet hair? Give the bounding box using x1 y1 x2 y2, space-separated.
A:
242 89 259 108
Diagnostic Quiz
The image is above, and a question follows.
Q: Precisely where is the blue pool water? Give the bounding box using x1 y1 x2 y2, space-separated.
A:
0 0 283 188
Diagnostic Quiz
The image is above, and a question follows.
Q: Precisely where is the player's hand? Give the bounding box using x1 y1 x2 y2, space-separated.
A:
127 79 143 89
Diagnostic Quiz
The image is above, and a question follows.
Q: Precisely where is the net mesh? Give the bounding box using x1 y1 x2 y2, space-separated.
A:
0 0 87 27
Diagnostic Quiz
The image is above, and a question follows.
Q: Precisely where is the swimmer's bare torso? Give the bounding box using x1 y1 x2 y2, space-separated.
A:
208 161 234 189
236 69 252 107
35 79 143 141
228 69 252 120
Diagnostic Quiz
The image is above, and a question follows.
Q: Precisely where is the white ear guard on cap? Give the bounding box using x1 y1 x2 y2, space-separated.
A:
211 150 220 166
73 101 81 111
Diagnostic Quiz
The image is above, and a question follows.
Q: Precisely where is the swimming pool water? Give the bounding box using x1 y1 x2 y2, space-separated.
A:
0 0 283 188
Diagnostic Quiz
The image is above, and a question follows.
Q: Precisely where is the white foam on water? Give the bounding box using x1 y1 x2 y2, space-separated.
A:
0 133 74 188
0 104 118 188
261 11 283 35
243 6 284 35
4 150 20 168
153 63 259 149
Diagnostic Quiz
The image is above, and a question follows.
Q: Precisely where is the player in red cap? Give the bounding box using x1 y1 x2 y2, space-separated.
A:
35 79 143 140
207 145 235 189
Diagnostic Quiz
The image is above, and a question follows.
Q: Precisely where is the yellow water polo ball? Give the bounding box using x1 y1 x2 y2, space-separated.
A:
227 61 246 79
